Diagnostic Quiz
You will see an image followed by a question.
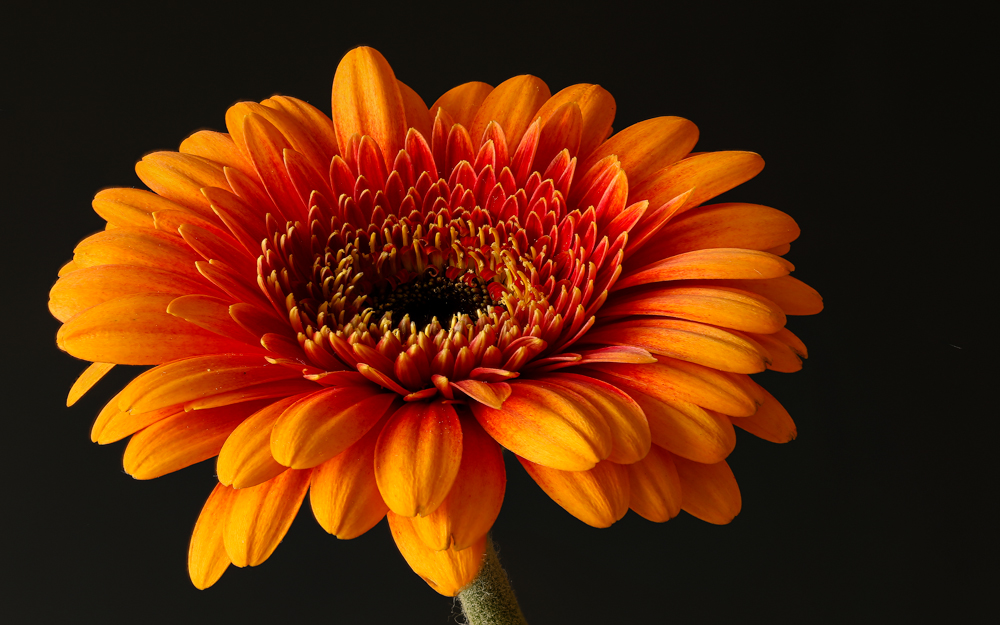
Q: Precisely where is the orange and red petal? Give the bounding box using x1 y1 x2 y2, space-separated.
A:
626 445 682 522
331 47 406 167
519 458 630 528
223 468 312 568
217 395 302 489
674 457 742 524
388 512 486 597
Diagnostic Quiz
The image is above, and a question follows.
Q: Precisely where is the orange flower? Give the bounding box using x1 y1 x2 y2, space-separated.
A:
51 46 821 595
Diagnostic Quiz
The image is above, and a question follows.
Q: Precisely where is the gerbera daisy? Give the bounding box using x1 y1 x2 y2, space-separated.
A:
50 45 820 605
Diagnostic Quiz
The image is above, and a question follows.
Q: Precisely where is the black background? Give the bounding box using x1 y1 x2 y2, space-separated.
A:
2 2 990 623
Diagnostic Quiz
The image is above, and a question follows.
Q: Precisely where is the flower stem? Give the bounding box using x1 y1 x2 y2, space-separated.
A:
458 537 528 625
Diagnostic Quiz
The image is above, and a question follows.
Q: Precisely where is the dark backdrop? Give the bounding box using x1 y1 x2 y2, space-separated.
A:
2 2 989 623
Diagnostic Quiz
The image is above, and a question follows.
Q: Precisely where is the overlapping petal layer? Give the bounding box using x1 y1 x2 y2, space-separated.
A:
53 45 819 596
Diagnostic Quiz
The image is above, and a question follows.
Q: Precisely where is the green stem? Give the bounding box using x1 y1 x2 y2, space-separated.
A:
458 537 528 625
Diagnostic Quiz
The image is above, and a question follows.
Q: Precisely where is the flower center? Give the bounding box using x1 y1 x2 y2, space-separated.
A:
365 270 497 331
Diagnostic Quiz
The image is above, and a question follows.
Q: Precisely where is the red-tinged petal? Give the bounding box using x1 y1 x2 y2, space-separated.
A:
576 345 657 364
166 294 261 347
72 227 201 278
397 80 432 140
535 84 616 160
627 445 682 522
223 468 312 567
261 95 339 162
55 293 251 365
430 81 494 129
599 285 787 334
227 101 331 176
123 400 269 480
117 354 301 413
179 130 253 176
746 329 803 373
451 379 511 409
518 458 629 528
674 457 742 524
707 276 824 316
585 358 758 418
375 401 463 517
616 248 793 290
585 319 767 374
134 152 228 225
470 379 611 472
331 47 406 167
388 512 486 597
66 362 115 407
271 386 398 469
535 101 583 169
310 413 390 539
541 373 650 464
643 202 800 260
408 418 505 551
731 385 797 443
470 75 550 151
217 395 302 489
188 483 236 589
241 113 307 221
582 117 698 187
629 391 736 463
49 264 209 323
631 151 765 215
92 188 193 229
185 378 321 411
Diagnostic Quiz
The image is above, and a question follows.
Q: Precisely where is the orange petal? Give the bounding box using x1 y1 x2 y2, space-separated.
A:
117 353 301 413
408 417 505 551
584 358 759 417
631 151 765 215
188 483 236 589
49 265 211 322
217 395 302 489
97 403 184 445
388 512 486 596
626 391 736 464
731 384 797 443
535 83 616 160
644 202 800 259
599 285 787 334
123 400 268 480
72 227 202 278
534 101 582 168
430 81 493 129
55 293 250 365
166 294 261 347
179 130 253 175
541 373 650 465
470 75 550 150
134 152 228 224
309 412 389 539
745 329 803 373
271 386 398 469
260 95 339 162
581 117 698 187
518 458 629 528
450 379 511 409
470 378 611 472
615 248 793 290
626 445 682 522
674 457 741 524
707 275 823 316
397 80 432 140
66 362 115 407
331 47 406 167
375 401 463 517
226 101 331 177
584 318 767 374
92 187 193 229
223 468 312 567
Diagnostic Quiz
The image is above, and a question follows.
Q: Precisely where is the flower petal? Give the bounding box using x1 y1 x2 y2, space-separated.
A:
599 285 787 334
581 117 698 187
626 445 682 522
66 362 115 407
707 276 823 316
408 417 505 551
165 294 262 347
430 81 493 129
630 151 765 215
134 152 228 225
309 412 389 539
535 83 616 160
375 401 463 517
615 248 793 290
470 75 550 150
271 386 398 469
397 80 432 140
518 458 629 528
541 372 650 465
179 130 252 175
674 457 742 524
92 187 193 229
56 294 251 365
123 400 268 480
217 395 302 489
223 468 312 567
331 46 406 167
72 227 202 278
731 384 797 443
626 392 736 463
388 512 486 597
188 483 236 590
470 379 611 472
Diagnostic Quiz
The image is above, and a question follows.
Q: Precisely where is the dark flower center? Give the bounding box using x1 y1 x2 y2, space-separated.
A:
365 271 497 330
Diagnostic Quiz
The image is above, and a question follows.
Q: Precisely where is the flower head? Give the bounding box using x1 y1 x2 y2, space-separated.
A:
51 47 821 595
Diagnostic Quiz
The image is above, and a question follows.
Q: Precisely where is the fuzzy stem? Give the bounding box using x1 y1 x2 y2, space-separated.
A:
458 537 528 625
